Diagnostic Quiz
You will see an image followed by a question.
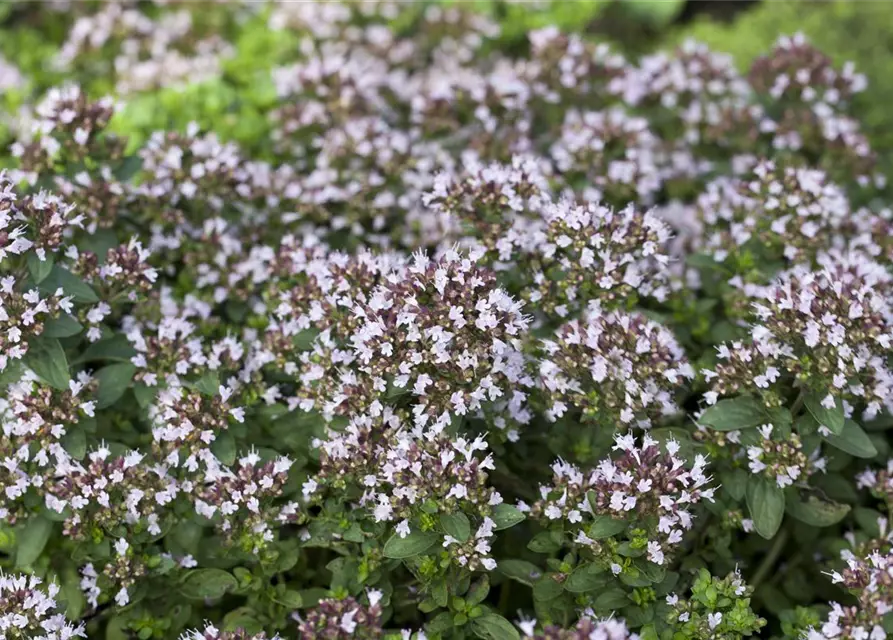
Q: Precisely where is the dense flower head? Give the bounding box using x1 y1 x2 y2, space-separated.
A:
56 3 234 94
808 548 893 640
519 615 636 640
423 155 551 256
295 594 384 639
181 625 277 640
749 33 867 107
11 85 122 175
531 434 715 566
313 408 503 545
696 161 851 264
0 278 72 372
527 200 673 316
191 450 298 551
549 107 664 205
524 26 628 107
286 249 533 433
539 304 693 427
704 252 893 414
0 572 85 639
747 423 825 488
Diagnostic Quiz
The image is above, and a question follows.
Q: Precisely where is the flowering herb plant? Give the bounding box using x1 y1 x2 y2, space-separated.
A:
0 3 892 640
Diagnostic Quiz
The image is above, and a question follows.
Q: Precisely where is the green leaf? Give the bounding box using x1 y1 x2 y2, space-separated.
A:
27 252 54 283
16 516 53 567
115 155 143 181
211 432 237 466
853 507 884 538
686 253 727 271
786 494 850 527
720 469 748 502
180 569 238 600
39 266 99 303
427 612 454 635
490 503 525 530
95 363 137 409
25 337 70 389
805 392 845 435
0 360 23 386
440 512 471 542
823 419 878 458
43 314 83 338
471 613 520 640
527 530 563 553
587 514 627 539
593 587 630 612
222 608 262 634
133 383 155 408
75 335 137 364
746 475 785 539
62 425 86 459
654 571 680 597
467 575 490 606
194 371 220 397
564 563 609 593
534 574 564 600
293 327 320 350
499 559 543 587
383 529 438 559
699 396 768 431
106 617 129 640
622 0 685 26
61 567 86 620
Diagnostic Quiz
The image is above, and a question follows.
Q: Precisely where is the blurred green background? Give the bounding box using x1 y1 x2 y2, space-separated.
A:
2 0 892 161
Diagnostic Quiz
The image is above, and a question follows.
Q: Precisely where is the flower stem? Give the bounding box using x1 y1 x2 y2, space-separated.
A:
751 527 789 589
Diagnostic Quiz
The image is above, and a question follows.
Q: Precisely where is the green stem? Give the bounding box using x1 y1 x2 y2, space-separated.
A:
751 527 789 589
790 389 806 416
498 579 511 612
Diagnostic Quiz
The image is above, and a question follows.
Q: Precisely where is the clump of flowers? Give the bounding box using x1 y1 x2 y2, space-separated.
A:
313 409 503 551
530 434 715 567
857 460 893 508
519 615 635 639
0 572 86 639
295 594 383 639
539 304 693 427
807 548 893 639
526 200 673 317
696 161 851 265
181 626 277 640
747 423 825 488
703 252 893 415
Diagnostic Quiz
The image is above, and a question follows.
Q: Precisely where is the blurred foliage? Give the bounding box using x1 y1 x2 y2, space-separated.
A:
675 0 893 172
2 0 893 169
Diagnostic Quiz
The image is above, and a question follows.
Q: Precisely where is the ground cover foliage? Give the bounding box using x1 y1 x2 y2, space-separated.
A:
1 1 893 639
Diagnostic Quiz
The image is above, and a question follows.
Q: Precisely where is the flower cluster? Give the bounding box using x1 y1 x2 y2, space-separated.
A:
295 594 384 639
539 304 693 427
531 435 715 567
181 626 277 640
704 252 893 415
0 3 891 639
0 572 85 640
528 201 673 316
747 424 825 488
519 615 635 640
808 549 893 640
